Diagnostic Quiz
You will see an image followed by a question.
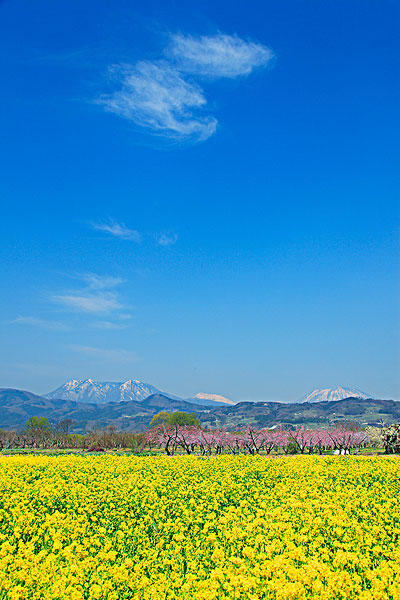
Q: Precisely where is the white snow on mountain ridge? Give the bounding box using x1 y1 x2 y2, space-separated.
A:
301 386 371 403
46 381 371 407
193 392 235 405
45 379 164 404
45 379 230 406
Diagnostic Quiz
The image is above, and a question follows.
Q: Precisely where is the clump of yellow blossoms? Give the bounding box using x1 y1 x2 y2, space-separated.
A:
0 455 399 599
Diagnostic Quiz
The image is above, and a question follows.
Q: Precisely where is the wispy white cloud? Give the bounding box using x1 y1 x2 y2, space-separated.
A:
165 33 274 78
52 272 126 315
67 344 136 363
157 232 178 247
99 61 217 142
52 292 123 314
9 316 70 331
76 272 125 289
92 220 141 242
90 320 128 330
97 32 274 143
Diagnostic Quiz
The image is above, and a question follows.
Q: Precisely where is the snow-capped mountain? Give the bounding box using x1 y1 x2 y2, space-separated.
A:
192 392 235 406
45 379 171 404
45 379 236 407
301 386 371 403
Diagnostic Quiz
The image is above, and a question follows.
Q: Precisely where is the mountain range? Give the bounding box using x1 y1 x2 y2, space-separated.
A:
301 386 371 403
0 385 398 432
44 379 235 407
45 380 372 408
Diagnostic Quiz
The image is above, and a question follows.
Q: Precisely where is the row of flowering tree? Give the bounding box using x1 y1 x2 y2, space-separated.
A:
146 418 370 456
0 421 146 451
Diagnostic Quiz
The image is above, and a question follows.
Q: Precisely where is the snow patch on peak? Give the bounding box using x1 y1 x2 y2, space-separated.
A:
194 392 235 405
45 378 175 404
301 386 371 404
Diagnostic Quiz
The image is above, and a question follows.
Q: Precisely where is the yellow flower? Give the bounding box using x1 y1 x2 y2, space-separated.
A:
0 454 398 599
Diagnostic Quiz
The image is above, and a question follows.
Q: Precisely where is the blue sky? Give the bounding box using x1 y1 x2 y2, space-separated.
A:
0 0 399 401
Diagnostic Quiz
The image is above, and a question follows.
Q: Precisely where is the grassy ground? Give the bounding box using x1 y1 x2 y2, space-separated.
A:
0 448 146 456
0 446 390 456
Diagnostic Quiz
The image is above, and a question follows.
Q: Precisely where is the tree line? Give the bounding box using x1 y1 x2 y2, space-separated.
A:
0 412 399 454
146 415 371 455
0 417 146 452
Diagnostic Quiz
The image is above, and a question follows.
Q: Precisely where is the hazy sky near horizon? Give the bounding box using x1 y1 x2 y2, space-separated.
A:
0 0 399 401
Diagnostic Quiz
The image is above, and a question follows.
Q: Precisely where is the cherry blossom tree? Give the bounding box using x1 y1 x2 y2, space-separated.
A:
145 414 371 456
288 427 315 454
328 427 369 453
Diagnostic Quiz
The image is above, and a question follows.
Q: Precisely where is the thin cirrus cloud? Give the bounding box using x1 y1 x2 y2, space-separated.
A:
165 33 274 78
90 320 128 330
98 32 274 143
52 272 126 315
75 272 125 290
9 316 70 331
67 344 136 363
99 61 217 143
92 220 141 242
156 232 178 247
52 292 122 314
91 219 178 248
10 274 129 332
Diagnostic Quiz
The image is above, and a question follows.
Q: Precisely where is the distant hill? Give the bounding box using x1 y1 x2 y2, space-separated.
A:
0 389 210 432
300 386 371 403
0 388 94 430
141 394 211 412
1 388 398 433
200 397 400 429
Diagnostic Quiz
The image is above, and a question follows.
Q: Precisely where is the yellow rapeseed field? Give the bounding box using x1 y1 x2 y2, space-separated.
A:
0 455 399 600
